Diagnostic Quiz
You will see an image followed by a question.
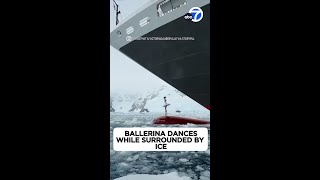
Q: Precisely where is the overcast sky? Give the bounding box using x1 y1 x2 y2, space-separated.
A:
110 0 167 95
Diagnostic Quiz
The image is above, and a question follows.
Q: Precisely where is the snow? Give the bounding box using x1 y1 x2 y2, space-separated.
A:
111 85 210 117
144 85 208 115
179 158 189 163
126 154 140 161
111 93 141 113
126 157 134 162
200 170 210 177
140 166 152 173
132 154 139 160
166 156 175 163
196 165 204 171
114 172 191 180
199 176 210 180
110 113 210 180
119 163 130 168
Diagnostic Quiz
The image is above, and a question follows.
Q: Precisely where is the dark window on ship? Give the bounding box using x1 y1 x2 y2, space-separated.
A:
171 0 186 9
157 0 172 17
157 0 187 17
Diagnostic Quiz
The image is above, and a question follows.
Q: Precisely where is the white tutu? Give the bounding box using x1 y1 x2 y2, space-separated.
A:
163 103 170 107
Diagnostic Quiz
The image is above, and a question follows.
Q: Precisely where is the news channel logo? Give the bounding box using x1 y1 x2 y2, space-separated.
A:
184 7 203 22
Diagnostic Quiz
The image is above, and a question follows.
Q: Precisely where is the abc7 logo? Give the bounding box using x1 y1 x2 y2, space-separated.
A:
184 7 203 22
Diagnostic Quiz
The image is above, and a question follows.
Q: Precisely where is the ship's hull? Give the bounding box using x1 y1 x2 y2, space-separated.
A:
111 0 210 109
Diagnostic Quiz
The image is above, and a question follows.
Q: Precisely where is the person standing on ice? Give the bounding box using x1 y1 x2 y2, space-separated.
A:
163 96 170 116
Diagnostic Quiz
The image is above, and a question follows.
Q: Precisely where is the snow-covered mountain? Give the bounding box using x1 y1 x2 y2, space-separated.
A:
110 85 209 115
110 92 141 113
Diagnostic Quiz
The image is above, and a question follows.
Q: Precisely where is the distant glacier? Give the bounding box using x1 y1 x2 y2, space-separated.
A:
110 85 209 116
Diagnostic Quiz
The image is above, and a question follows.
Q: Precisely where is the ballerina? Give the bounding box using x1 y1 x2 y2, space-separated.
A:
163 96 170 116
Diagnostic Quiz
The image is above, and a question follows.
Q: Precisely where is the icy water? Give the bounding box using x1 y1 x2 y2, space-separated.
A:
110 112 210 180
